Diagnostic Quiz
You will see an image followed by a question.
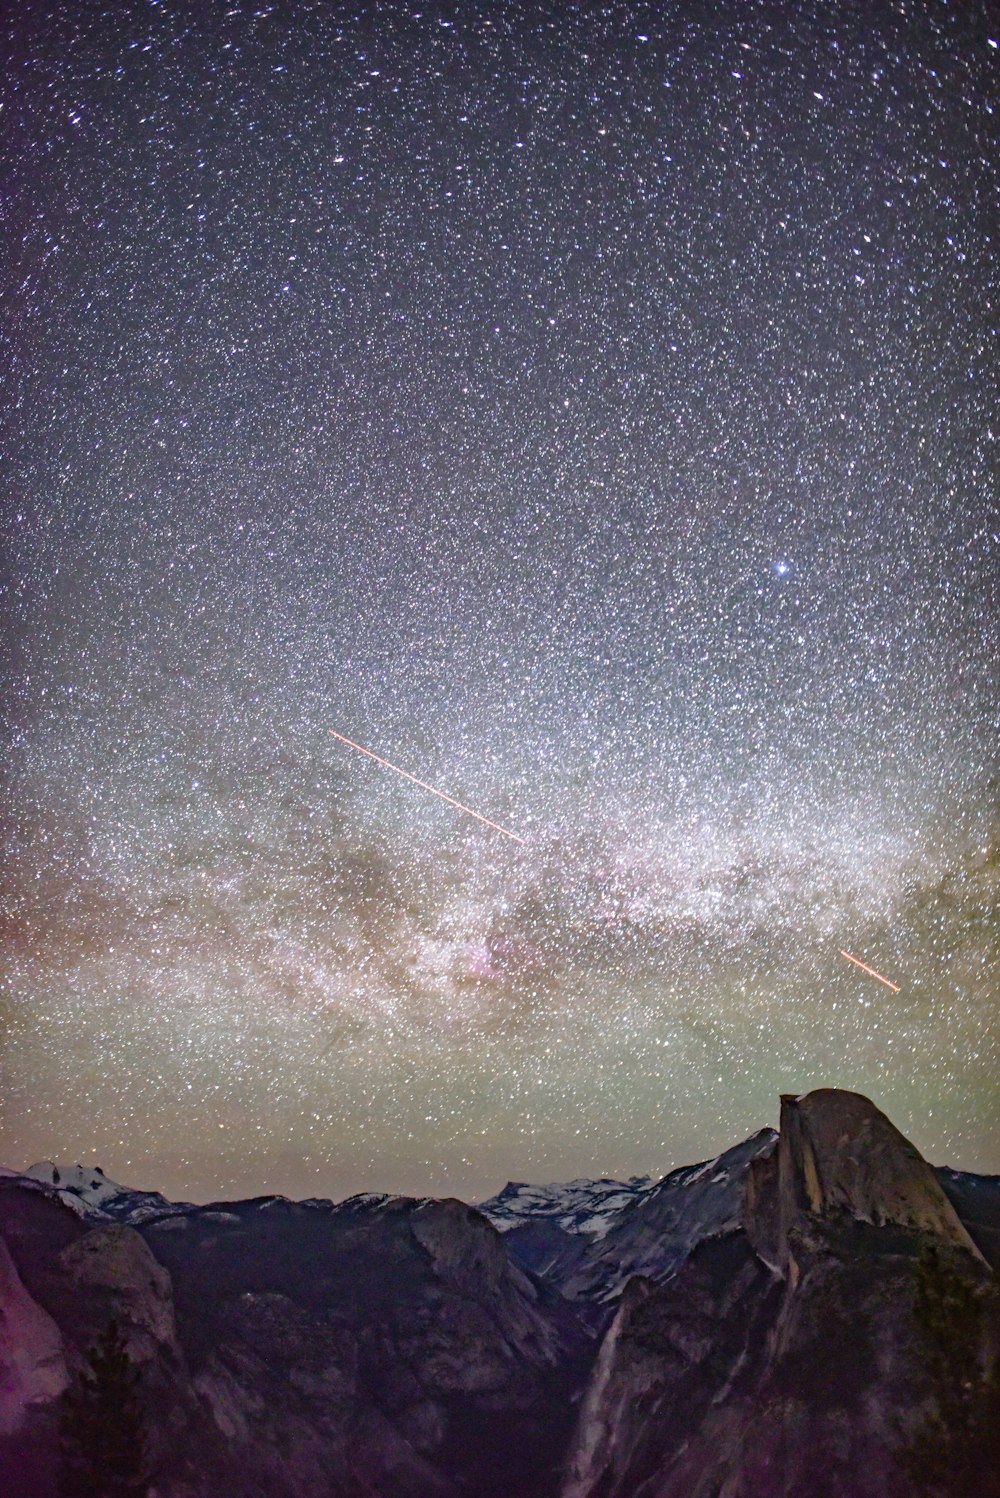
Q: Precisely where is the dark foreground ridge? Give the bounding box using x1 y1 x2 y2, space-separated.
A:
2 1090 998 1497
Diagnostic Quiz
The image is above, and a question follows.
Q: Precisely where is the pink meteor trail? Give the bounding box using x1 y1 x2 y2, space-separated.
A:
328 729 528 844
839 949 901 992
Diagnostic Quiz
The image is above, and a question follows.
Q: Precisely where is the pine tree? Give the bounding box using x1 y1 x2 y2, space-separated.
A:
58 1318 148 1498
903 1246 1000 1498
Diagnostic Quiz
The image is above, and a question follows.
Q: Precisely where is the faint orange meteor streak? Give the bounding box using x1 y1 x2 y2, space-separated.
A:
839 949 900 992
328 729 528 844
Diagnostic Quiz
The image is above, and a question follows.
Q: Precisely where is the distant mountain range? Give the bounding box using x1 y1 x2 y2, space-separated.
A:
2 1090 998 1496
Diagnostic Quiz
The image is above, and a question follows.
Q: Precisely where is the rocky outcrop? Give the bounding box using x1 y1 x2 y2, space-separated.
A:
743 1136 783 1271
0 1232 67 1436
58 1223 179 1360
774 1090 984 1271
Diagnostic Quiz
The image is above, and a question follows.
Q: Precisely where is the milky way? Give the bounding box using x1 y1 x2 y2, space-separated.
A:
2 1 998 1202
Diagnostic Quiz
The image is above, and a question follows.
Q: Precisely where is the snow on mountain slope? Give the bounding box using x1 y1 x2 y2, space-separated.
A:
479 1176 653 1240
477 1130 780 1301
562 1127 780 1301
23 1162 126 1207
16 1163 191 1224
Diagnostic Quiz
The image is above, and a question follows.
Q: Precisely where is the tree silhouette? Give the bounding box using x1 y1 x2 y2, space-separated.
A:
58 1318 148 1498
902 1246 1000 1498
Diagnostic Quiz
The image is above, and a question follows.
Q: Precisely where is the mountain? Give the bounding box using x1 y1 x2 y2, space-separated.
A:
0 1178 592 1498
17 1161 192 1225
482 1128 783 1306
1 1090 998 1497
558 1127 779 1304
487 1121 1000 1307
478 1175 653 1282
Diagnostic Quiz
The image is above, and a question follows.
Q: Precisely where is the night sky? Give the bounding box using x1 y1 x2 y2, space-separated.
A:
2 0 998 1204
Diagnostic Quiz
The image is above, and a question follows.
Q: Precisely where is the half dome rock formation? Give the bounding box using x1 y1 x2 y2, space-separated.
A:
775 1089 985 1267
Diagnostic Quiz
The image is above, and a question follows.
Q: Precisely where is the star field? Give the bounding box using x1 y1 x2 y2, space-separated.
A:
2 0 998 1202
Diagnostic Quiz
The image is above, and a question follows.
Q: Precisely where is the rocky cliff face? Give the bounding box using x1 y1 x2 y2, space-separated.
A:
561 1234 778 1498
58 1223 179 1361
559 1089 998 1498
773 1090 984 1271
0 1233 67 1438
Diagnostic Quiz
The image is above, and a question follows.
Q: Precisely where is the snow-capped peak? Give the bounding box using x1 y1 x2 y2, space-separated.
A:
23 1161 128 1207
13 1162 190 1224
479 1175 654 1240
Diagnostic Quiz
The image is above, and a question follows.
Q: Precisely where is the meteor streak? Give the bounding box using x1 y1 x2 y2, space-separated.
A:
328 729 528 844
839 949 901 992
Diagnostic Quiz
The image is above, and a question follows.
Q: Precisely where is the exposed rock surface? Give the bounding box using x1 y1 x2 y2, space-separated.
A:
0 1233 67 1437
59 1223 179 1360
774 1090 984 1269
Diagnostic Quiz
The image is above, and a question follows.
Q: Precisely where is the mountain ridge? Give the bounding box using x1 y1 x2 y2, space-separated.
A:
2 1090 998 1496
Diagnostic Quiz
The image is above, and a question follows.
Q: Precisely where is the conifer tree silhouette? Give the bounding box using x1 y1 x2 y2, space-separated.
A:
58 1318 148 1498
903 1246 1000 1498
